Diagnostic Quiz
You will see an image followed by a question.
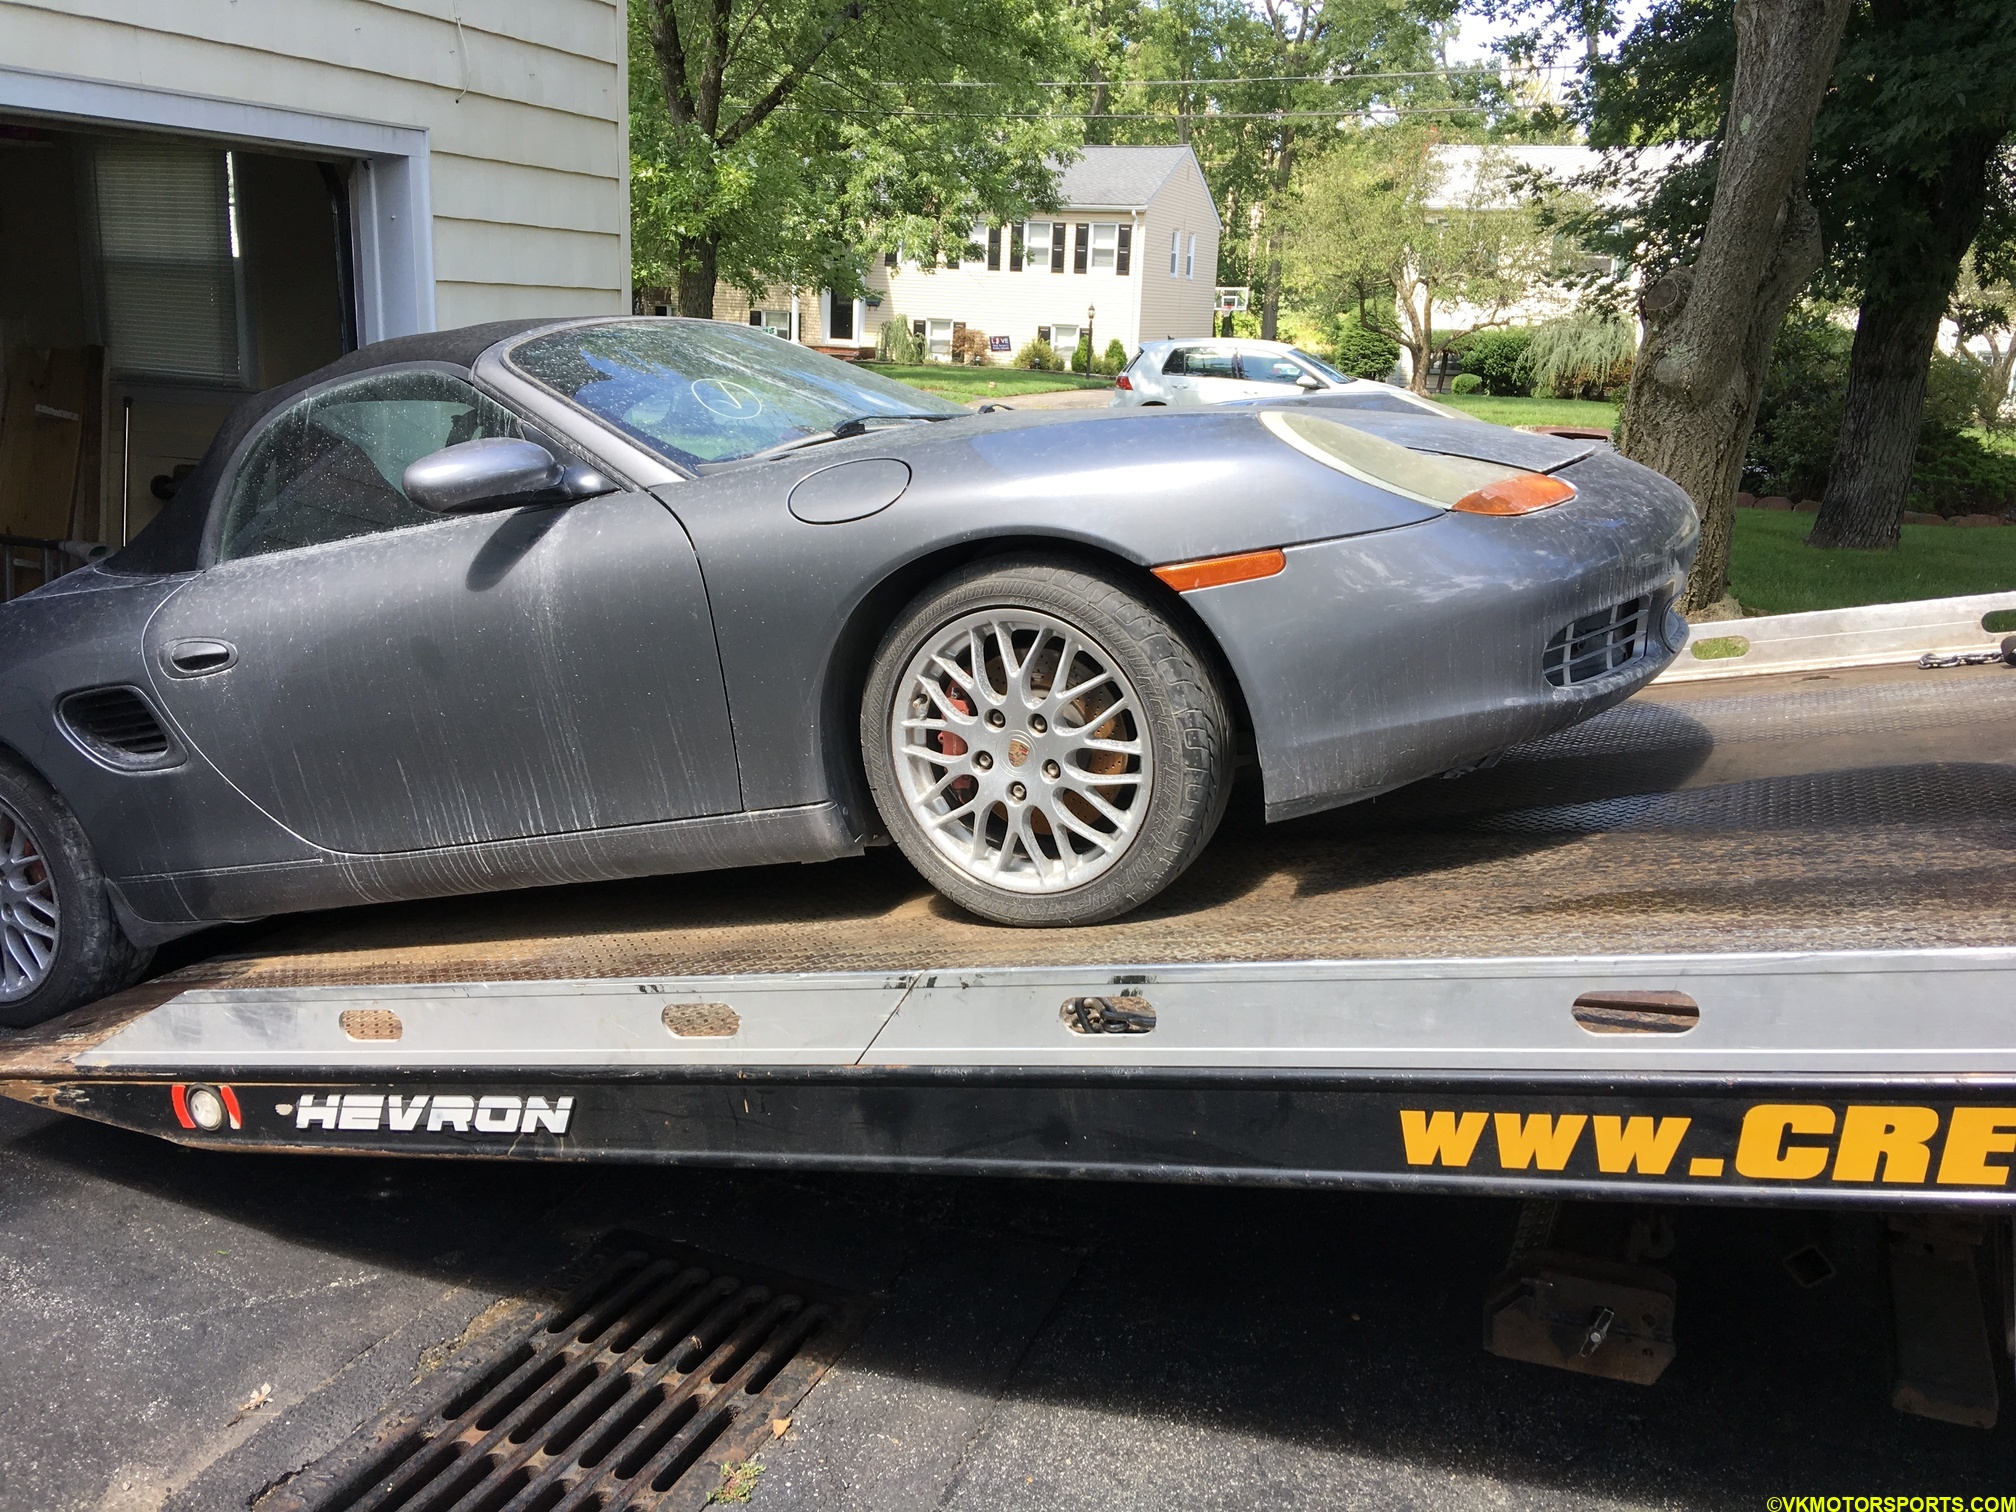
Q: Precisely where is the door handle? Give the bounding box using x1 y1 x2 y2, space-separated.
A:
162 638 238 678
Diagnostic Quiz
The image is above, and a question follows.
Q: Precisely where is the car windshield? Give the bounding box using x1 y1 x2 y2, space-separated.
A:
1290 350 1352 384
506 320 964 468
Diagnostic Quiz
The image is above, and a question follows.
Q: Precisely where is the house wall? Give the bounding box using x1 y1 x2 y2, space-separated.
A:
865 216 1150 363
1134 156 1221 345
0 0 630 328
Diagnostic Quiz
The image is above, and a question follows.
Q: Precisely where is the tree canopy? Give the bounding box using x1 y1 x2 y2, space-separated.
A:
630 0 1082 315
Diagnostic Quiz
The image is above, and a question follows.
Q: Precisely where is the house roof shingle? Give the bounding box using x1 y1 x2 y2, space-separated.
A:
1054 145 1205 213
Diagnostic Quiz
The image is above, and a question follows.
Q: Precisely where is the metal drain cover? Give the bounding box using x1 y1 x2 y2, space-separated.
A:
265 1234 871 1512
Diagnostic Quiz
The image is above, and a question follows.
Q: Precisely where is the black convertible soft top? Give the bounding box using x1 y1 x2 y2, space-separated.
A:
109 319 557 575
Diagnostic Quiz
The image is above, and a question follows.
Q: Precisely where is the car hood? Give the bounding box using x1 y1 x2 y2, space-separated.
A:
1256 402 1602 471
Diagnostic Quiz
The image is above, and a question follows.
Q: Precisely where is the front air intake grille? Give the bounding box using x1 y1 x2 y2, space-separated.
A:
1543 596 1651 688
57 686 182 770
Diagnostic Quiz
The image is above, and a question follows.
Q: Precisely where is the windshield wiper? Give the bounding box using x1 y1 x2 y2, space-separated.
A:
745 412 954 461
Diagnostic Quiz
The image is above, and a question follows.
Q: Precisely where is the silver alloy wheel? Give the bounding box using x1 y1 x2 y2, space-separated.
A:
0 798 57 1001
891 607 1151 894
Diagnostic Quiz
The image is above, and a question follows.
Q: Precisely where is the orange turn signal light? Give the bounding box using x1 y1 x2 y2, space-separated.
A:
1152 547 1287 593
1452 473 1577 516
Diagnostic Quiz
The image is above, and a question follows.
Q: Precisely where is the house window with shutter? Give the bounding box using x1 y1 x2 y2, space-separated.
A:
1170 229 1181 276
1090 224 1117 271
1116 225 1131 275
1073 223 1090 273
1009 223 1024 272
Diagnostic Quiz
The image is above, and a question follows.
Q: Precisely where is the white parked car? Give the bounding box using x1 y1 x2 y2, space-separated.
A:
1112 338 1448 416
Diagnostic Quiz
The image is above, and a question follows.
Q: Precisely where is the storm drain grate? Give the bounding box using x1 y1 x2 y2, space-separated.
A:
265 1235 871 1512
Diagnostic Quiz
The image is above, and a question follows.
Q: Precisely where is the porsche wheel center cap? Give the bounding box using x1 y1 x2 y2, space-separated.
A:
1006 735 1032 768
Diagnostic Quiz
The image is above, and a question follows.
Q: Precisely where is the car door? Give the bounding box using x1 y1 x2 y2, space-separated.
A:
1158 346 1203 404
143 366 741 856
1180 346 1255 405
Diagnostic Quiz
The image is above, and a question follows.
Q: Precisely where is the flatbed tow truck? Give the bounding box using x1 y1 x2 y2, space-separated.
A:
5 591 2015 1401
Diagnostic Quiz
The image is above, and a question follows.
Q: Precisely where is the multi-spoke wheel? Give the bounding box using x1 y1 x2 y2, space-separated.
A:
863 558 1231 926
0 798 58 1001
0 752 151 1027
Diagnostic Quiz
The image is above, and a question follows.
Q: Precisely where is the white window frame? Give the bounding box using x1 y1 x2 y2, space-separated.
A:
1170 229 1181 276
1090 223 1118 272
1025 221 1052 272
1185 234 1197 280
1050 322 1081 370
925 317 956 360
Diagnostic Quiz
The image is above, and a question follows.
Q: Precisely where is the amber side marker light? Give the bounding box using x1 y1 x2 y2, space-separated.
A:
1453 472 1577 516
1152 547 1287 593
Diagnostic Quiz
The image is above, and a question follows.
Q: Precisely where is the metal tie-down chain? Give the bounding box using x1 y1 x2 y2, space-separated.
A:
1919 635 2016 670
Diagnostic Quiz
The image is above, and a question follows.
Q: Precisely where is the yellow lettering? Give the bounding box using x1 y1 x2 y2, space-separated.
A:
1493 1112 1588 1171
1935 1107 2016 1187
1592 1115 1691 1175
1734 1104 1836 1180
1399 1109 1488 1167
1831 1105 1940 1184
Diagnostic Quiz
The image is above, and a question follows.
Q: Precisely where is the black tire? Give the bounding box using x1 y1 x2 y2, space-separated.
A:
0 752 152 1028
861 555 1231 926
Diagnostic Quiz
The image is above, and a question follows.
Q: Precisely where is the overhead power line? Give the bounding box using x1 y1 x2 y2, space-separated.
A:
795 102 1557 121
874 65 1572 89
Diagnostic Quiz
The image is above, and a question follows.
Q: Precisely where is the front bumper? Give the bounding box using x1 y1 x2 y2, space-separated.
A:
1184 449 1700 821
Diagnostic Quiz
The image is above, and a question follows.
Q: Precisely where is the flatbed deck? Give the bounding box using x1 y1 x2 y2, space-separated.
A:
5 658 2015 1205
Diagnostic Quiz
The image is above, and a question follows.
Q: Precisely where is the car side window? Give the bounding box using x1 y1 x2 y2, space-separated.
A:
1240 353 1311 385
217 370 525 562
1184 349 1241 380
1160 348 1191 376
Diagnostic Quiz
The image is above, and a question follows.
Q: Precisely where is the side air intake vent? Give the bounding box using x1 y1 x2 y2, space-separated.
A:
58 686 183 771
1543 595 1651 688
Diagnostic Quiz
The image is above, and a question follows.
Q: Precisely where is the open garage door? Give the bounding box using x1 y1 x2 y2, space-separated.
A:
0 121 353 588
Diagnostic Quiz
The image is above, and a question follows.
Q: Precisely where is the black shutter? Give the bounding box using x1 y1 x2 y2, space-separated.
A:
1116 225 1131 275
1009 223 1024 272
1074 222 1089 273
912 319 926 338
748 311 763 326
987 226 1001 271
1050 227 1065 273
884 249 897 267
1038 325 1051 345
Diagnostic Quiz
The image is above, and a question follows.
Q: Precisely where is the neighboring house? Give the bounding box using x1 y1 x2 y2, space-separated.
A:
0 2 628 549
694 145 1223 368
1407 142 1690 389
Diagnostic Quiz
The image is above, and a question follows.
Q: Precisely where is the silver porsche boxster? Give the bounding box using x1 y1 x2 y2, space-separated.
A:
0 317 1696 1024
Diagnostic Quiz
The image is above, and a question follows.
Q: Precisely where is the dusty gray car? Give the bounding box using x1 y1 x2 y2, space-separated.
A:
0 317 1697 1023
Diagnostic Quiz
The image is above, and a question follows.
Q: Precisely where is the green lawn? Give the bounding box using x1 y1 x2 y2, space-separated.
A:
1728 508 2016 615
1432 394 1620 430
862 363 1112 403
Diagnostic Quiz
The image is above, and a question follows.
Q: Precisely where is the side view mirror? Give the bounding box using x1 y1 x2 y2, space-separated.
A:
1295 373 1324 391
403 437 616 514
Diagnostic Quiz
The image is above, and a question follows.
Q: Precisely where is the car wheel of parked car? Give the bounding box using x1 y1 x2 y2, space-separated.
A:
863 556 1231 926
0 752 152 1028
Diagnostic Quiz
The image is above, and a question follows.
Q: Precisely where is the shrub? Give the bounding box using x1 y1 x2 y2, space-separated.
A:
1745 309 2016 517
951 326 991 365
1014 338 1062 372
1455 328 1533 396
1073 333 1093 373
1449 372 1484 395
1327 309 1401 380
1525 311 1635 399
1100 338 1129 376
875 314 921 365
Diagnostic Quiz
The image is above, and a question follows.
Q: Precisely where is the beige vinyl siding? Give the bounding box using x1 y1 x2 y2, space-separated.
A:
1 0 627 321
1136 156 1220 344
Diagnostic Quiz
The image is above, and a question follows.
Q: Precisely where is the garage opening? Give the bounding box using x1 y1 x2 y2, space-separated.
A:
0 120 353 593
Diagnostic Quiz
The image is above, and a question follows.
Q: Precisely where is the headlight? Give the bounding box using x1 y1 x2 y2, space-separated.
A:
1260 410 1576 515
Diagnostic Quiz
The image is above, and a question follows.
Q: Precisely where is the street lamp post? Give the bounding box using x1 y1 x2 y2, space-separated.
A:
1086 305 1095 373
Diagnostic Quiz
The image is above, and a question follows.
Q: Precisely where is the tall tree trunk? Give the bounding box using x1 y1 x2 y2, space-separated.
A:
1617 0 1854 615
1809 125 2002 549
1807 295 1943 547
1262 244 1282 341
676 235 718 319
